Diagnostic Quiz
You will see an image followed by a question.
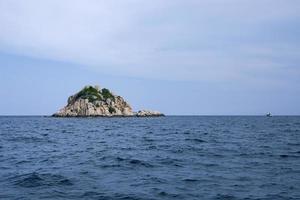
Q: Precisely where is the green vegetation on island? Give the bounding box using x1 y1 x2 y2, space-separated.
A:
75 86 114 103
101 88 115 101
108 106 116 114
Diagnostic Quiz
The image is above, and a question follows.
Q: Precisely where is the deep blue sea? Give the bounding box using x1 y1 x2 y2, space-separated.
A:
0 116 300 200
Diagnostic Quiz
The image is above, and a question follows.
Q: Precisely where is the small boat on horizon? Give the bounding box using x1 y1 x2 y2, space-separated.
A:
266 112 272 117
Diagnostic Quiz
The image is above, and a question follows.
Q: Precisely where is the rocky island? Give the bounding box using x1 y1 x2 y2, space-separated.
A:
53 85 164 117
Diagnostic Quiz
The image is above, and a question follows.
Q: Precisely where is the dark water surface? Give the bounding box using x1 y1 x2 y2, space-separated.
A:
0 116 300 200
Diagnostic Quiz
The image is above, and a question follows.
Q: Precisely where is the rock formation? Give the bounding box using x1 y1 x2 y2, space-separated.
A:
136 110 164 117
53 85 164 117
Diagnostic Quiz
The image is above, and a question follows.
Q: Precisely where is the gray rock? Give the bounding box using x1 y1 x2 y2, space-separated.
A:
136 110 164 117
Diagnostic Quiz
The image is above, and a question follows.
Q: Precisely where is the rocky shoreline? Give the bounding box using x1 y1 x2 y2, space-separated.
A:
53 85 164 117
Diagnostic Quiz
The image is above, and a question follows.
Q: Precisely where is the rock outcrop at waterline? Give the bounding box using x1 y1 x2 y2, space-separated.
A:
53 85 164 117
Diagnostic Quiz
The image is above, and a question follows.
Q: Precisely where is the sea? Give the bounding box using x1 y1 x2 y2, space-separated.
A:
0 116 299 200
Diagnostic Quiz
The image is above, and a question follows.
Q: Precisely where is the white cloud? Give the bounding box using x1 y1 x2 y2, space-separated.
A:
0 0 299 81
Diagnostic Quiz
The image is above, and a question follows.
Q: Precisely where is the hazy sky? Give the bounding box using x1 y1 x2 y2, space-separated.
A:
0 0 299 115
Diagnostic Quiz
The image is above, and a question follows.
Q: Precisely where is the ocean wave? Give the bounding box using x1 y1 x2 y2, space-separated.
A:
12 172 73 188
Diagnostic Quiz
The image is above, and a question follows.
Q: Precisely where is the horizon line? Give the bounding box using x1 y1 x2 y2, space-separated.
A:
0 115 299 117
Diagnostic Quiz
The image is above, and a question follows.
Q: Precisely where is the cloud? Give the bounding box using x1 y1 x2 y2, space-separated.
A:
0 0 300 81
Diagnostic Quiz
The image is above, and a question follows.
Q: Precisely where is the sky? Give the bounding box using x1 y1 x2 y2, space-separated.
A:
0 0 300 115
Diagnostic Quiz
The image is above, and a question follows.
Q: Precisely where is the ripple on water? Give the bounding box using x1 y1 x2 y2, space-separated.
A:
115 157 155 168
6 136 53 144
129 159 154 167
185 138 207 143
12 172 73 188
